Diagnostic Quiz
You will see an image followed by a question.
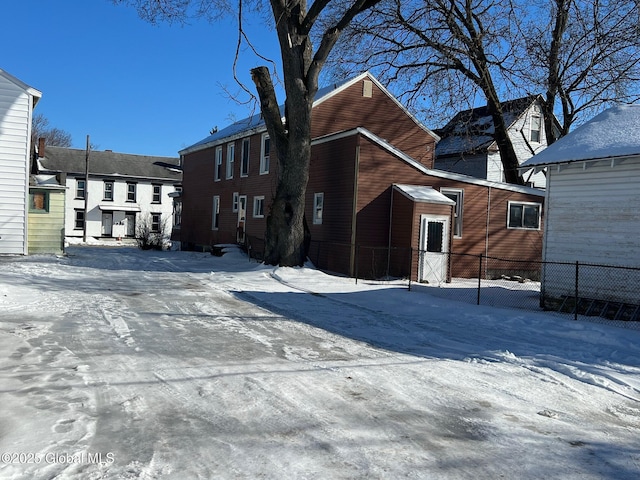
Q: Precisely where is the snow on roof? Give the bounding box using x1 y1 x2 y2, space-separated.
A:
179 72 438 155
522 104 640 167
435 96 539 157
179 76 358 155
393 184 456 205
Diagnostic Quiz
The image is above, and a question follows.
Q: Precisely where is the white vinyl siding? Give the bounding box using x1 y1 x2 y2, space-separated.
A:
0 72 36 254
542 157 640 304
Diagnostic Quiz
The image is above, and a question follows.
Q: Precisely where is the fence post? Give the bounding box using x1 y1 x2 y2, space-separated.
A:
574 261 579 321
477 253 483 305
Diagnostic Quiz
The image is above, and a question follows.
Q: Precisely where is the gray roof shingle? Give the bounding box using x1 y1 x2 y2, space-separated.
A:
38 146 182 182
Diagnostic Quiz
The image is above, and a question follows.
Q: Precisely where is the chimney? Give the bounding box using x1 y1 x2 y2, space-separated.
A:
38 138 45 158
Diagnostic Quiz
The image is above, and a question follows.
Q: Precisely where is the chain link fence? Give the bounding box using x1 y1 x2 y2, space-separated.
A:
238 237 640 329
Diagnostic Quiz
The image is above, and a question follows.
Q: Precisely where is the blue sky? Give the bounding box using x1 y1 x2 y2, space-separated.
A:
1 0 283 157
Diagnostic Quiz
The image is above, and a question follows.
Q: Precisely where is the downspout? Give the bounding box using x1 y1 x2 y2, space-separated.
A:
349 138 361 276
485 186 491 277
387 185 395 277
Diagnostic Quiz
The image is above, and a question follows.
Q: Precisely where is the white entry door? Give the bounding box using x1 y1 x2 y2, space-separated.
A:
237 195 247 243
101 212 113 237
418 214 450 284
124 213 136 237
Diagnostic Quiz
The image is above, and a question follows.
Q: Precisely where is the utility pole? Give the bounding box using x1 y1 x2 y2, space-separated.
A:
83 135 90 243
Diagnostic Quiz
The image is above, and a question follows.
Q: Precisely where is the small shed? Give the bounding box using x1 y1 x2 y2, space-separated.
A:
28 175 66 255
390 184 455 284
522 104 640 311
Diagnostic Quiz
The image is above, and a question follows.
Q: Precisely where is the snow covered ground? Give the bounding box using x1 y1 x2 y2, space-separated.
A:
0 245 638 480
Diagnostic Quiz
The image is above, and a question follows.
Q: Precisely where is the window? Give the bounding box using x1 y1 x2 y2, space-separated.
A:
127 182 137 202
212 196 220 230
530 105 542 143
74 209 85 230
29 191 49 213
226 143 235 179
103 181 114 201
214 146 223 181
241 138 250 177
76 179 86 199
152 184 161 203
151 213 162 233
441 188 463 238
232 192 239 212
508 201 541 230
313 193 324 225
253 196 265 218
260 134 270 174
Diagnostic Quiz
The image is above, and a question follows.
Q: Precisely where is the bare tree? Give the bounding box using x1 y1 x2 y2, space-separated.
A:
334 0 640 182
115 0 382 266
520 0 640 144
336 0 527 184
31 113 72 148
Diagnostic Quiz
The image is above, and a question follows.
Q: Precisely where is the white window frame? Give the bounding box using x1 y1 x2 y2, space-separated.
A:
212 195 220 230
260 133 270 175
103 181 114 201
253 196 265 218
530 104 542 143
232 192 239 213
214 146 223 181
241 138 250 177
127 182 137 202
74 209 85 230
226 142 235 179
76 179 86 199
152 184 161 203
507 201 542 230
313 192 324 225
440 188 463 238
151 213 162 233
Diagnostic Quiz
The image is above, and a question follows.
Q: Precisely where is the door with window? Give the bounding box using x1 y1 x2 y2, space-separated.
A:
124 213 136 237
418 214 450 284
101 212 113 237
237 195 247 243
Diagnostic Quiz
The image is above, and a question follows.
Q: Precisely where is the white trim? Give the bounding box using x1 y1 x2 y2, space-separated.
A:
260 134 270 175
253 196 265 218
507 200 542 230
226 142 235 179
314 127 545 196
313 192 324 225
212 195 220 230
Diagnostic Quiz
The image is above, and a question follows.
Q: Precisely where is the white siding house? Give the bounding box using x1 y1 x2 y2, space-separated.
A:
0 69 41 254
522 104 640 309
435 96 551 188
35 144 182 244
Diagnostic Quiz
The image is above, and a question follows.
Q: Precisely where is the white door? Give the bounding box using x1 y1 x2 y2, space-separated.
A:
124 213 136 237
418 214 450 284
237 195 247 243
101 212 113 236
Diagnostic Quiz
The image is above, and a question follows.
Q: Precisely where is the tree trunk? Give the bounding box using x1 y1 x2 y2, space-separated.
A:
251 67 313 267
483 88 524 185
